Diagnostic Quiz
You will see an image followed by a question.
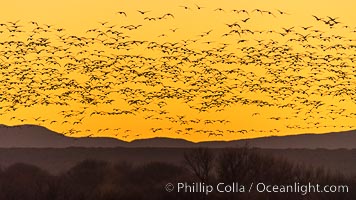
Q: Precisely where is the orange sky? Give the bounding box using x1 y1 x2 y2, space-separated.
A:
0 0 355 142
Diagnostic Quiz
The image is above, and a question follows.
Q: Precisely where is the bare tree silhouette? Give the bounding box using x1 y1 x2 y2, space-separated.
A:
184 148 215 184
216 146 254 183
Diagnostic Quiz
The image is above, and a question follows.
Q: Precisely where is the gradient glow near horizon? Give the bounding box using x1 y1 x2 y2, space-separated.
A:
0 0 355 142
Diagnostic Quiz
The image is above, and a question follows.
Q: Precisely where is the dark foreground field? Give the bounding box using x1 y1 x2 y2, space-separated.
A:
0 147 355 175
0 147 354 200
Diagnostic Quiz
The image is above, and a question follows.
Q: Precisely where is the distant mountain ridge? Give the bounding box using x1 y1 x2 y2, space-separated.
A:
0 124 127 148
0 124 355 149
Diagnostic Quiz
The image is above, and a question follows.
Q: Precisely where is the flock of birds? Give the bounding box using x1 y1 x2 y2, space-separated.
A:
0 4 355 140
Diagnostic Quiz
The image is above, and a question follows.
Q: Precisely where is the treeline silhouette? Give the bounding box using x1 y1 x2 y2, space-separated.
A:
0 147 354 200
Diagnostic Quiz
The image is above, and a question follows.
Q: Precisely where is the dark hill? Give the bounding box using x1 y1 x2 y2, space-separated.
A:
0 124 127 148
0 124 355 149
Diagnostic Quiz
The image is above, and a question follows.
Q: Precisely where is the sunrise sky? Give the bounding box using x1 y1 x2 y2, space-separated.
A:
0 0 355 142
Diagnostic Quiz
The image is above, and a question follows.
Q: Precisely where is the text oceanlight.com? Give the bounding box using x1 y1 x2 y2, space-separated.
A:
168 182 349 195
